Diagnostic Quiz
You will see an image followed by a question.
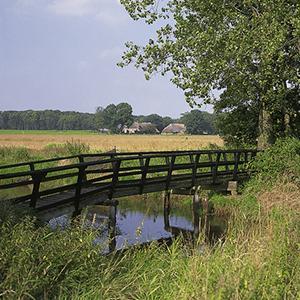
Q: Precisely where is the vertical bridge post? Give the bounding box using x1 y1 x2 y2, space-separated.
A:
74 165 87 214
109 159 121 200
192 187 201 241
140 157 150 194
163 189 172 228
108 204 117 253
30 170 46 208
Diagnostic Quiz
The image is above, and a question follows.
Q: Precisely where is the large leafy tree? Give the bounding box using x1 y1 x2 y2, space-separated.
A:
119 0 300 148
97 103 134 133
180 110 215 135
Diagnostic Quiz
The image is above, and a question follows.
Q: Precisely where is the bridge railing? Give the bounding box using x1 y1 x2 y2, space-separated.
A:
0 149 258 212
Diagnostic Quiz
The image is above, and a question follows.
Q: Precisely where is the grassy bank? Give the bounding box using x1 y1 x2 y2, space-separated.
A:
0 139 299 299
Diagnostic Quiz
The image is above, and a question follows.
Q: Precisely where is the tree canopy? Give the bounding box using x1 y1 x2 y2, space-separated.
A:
180 110 215 135
96 103 134 133
120 0 300 147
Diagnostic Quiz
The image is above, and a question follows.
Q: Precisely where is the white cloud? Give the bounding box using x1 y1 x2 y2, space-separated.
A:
47 0 127 25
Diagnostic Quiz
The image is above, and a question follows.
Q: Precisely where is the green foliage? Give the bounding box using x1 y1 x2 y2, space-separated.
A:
0 147 32 165
180 110 215 135
0 110 96 130
119 0 300 144
215 105 259 146
250 138 300 185
96 103 134 133
43 140 91 156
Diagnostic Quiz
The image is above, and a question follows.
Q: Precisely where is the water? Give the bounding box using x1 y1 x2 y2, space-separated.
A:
50 193 227 253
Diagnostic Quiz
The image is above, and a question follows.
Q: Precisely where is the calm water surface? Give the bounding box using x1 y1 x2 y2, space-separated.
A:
50 193 227 253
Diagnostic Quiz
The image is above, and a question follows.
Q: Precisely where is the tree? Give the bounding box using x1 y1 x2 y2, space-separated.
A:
215 105 259 146
116 102 134 130
180 110 215 135
119 0 300 148
101 103 134 133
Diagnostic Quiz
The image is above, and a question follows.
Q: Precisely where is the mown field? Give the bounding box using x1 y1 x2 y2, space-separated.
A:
0 130 223 152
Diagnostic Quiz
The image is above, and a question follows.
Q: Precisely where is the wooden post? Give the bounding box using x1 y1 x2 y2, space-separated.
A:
29 162 35 172
164 190 172 214
191 154 200 188
140 157 150 194
30 171 46 208
208 152 213 173
78 155 87 182
163 190 172 231
223 152 230 172
212 152 221 184
233 152 241 180
165 156 176 191
108 205 117 253
192 188 201 241
74 166 86 213
109 159 121 200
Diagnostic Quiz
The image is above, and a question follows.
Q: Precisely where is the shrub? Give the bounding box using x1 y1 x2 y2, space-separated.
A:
249 138 300 187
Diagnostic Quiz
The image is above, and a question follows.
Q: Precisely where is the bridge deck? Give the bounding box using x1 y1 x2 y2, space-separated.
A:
0 149 257 221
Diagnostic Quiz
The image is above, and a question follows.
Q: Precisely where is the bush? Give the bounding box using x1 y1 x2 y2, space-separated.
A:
0 147 32 164
44 140 90 157
250 138 300 186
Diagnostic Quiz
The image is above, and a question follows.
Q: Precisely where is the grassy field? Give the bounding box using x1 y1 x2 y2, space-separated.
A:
0 130 223 151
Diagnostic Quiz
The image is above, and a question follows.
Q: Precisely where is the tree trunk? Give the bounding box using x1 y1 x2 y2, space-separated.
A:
257 101 274 149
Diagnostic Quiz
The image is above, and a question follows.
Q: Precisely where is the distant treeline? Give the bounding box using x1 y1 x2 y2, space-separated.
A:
0 105 216 135
0 110 96 130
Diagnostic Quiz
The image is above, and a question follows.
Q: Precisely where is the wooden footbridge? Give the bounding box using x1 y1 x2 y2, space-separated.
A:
0 149 258 222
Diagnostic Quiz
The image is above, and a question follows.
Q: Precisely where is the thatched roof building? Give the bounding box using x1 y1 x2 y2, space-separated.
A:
123 122 159 134
162 123 186 134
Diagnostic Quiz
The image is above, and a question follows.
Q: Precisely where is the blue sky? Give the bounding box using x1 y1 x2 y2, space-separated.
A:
0 0 212 117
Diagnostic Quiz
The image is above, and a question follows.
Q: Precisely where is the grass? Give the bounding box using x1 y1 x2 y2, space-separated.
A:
0 130 223 151
0 138 299 299
0 130 98 135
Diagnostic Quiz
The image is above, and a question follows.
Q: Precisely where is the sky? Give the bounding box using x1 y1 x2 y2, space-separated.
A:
0 0 212 118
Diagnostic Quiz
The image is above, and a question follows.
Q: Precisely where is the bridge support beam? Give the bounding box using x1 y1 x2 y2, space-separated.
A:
192 187 201 241
108 204 117 253
163 190 172 224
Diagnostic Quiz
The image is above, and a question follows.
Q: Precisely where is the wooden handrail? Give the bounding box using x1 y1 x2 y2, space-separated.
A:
1 149 259 212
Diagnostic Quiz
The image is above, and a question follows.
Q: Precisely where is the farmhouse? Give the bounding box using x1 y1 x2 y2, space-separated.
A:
162 123 186 134
123 122 159 134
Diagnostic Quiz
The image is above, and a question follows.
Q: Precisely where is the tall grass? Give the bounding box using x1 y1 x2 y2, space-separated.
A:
0 201 299 299
0 138 299 299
